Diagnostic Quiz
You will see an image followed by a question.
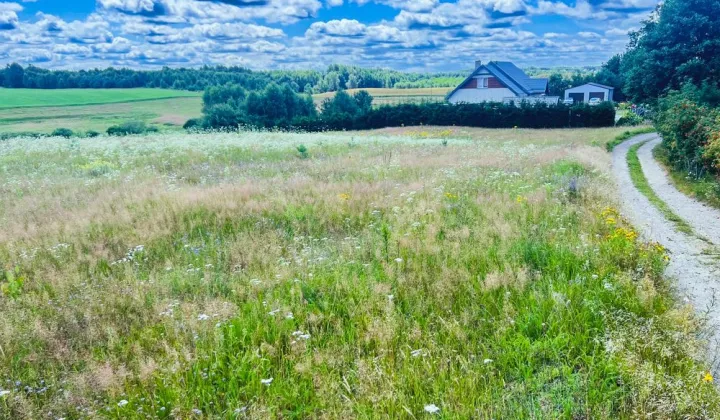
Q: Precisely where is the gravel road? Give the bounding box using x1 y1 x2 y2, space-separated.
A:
613 134 720 372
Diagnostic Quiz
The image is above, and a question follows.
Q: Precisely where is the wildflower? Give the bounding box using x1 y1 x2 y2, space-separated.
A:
424 404 440 414
234 407 247 414
483 359 493 364
516 195 527 203
285 312 294 320
261 378 273 386
445 192 458 200
605 217 616 225
118 400 129 407
0 390 10 397
704 372 714 383
411 349 423 357
338 193 350 201
192 408 202 415
197 314 210 321
395 258 403 263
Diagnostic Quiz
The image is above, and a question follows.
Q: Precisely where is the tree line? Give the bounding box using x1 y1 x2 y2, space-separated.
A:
0 63 468 94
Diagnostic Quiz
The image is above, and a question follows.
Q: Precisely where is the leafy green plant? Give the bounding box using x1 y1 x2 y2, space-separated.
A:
1 268 24 299
296 144 309 159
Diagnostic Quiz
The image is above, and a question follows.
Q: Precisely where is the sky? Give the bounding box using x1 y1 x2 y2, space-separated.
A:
0 0 659 72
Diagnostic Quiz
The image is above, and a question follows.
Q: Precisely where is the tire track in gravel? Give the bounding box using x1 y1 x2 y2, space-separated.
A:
613 133 720 372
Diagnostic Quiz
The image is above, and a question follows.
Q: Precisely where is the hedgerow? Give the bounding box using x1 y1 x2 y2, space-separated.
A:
198 86 616 131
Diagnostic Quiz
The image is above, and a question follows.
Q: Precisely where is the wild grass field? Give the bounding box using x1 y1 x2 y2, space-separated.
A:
0 127 718 419
313 88 452 107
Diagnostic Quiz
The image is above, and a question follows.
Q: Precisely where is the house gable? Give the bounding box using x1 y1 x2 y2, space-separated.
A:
446 61 549 103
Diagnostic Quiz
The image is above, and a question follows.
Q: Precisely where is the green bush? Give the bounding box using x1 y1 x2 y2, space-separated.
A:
616 112 644 126
655 84 720 178
107 121 152 136
51 128 74 138
85 130 100 138
183 118 202 130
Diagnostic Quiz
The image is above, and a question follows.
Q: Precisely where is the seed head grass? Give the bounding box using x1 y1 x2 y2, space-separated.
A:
0 128 717 418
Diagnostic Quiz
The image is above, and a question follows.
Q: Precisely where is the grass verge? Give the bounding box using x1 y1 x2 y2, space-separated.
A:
605 126 656 151
627 141 694 235
654 146 720 210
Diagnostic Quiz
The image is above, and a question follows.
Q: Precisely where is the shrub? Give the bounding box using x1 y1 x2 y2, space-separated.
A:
617 112 644 126
655 84 720 178
183 118 202 130
107 121 151 136
51 128 74 138
85 130 100 138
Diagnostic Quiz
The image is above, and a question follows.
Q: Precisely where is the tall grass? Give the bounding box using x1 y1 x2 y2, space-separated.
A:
0 129 717 418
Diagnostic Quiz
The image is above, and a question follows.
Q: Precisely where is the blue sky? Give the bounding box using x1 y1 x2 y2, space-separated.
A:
0 0 659 71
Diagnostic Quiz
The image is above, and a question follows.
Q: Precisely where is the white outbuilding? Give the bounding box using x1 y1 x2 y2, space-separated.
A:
564 83 614 104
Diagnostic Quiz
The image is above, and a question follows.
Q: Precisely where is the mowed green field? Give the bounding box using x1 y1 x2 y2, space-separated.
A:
0 88 202 134
0 88 200 108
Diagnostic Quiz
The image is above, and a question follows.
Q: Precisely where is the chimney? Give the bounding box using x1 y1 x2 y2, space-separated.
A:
475 60 482 68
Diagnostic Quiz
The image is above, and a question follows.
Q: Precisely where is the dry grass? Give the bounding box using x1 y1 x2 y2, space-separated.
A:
0 127 717 419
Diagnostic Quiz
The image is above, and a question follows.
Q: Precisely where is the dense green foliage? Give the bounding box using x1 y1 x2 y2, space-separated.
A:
655 84 720 179
202 83 316 129
106 120 158 136
0 63 464 94
615 0 720 103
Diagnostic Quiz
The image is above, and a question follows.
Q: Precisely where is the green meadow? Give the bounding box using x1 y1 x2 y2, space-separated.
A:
0 127 717 419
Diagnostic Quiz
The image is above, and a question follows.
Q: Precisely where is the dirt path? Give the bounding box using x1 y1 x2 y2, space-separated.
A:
613 134 720 372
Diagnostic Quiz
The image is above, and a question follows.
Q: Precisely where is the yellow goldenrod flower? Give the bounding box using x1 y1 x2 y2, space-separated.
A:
516 195 527 203
703 372 714 383
338 193 350 201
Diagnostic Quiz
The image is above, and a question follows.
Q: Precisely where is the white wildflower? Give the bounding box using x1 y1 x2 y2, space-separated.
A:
424 404 440 414
395 258 403 263
0 390 10 397
411 349 423 357
261 378 273 386
483 359 493 364
118 400 129 407
197 314 210 321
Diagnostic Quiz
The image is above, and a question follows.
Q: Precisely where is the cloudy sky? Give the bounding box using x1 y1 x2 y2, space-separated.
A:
0 0 658 71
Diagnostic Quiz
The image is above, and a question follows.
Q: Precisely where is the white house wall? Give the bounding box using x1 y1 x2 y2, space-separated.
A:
448 88 516 104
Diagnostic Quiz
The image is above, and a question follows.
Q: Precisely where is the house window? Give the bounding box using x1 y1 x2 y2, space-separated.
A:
477 77 489 89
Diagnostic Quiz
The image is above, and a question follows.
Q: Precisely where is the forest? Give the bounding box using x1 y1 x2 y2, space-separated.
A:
0 63 467 94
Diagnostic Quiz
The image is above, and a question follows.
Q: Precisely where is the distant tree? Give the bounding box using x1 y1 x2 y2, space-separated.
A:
51 128 74 138
353 90 373 114
5 63 24 88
